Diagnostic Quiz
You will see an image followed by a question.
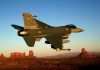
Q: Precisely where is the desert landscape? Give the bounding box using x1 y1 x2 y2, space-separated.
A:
0 48 100 70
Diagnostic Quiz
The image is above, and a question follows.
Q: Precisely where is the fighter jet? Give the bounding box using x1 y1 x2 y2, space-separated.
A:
11 13 84 52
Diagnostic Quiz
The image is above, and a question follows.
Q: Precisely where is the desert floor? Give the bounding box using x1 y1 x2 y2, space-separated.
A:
0 58 100 70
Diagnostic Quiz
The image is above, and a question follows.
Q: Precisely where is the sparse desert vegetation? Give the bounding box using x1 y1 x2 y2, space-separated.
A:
0 58 100 70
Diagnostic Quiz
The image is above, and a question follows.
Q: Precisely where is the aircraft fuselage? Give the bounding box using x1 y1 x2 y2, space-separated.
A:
22 27 71 37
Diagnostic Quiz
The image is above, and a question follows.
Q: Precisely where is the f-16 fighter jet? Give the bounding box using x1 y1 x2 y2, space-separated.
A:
11 13 84 52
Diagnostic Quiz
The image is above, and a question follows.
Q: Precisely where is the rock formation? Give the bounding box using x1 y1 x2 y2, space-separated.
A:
0 50 36 59
75 48 97 58
23 52 26 58
82 48 87 53
26 50 36 58
0 53 5 59
10 52 23 58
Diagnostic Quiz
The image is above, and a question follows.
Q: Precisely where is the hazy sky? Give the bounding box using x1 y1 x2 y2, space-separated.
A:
0 0 100 57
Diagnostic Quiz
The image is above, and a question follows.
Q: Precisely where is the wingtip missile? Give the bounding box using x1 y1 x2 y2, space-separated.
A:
67 48 71 51
56 48 71 52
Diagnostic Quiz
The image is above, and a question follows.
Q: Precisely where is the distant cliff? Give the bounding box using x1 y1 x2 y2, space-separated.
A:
0 50 36 59
74 48 98 58
0 48 99 59
38 48 99 59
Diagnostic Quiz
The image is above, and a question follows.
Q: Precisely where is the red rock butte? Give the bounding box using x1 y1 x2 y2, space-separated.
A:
75 48 97 58
0 50 36 59
0 53 6 59
26 50 36 58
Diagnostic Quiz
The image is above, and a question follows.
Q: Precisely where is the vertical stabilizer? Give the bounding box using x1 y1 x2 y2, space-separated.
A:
22 13 39 29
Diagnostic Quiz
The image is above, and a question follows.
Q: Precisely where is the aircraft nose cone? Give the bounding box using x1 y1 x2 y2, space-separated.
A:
79 29 84 32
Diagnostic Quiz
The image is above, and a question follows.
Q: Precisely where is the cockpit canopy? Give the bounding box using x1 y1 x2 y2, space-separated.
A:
65 24 77 29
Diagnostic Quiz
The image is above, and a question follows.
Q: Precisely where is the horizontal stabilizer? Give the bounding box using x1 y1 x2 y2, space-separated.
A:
11 25 24 30
23 36 36 47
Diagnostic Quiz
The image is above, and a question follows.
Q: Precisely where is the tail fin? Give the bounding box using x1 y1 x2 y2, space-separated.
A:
22 13 39 29
22 13 52 30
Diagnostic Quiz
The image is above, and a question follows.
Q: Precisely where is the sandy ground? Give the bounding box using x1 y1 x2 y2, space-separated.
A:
0 58 100 70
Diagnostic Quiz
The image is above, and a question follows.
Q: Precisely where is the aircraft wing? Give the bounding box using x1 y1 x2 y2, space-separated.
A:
34 18 52 28
23 36 36 47
45 35 62 49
